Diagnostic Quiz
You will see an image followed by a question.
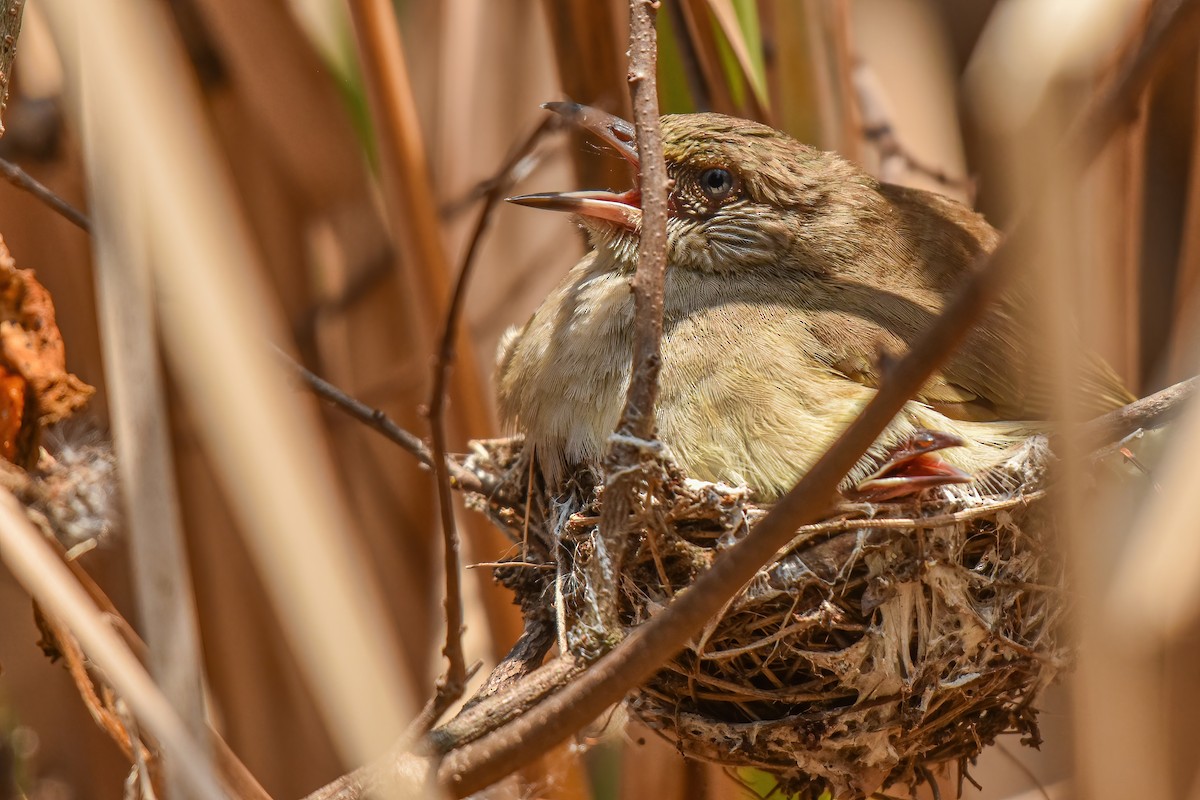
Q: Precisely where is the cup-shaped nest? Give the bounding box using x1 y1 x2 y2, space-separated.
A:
466 435 1067 800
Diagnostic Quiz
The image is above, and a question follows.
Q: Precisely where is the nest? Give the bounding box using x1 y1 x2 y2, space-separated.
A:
465 436 1069 799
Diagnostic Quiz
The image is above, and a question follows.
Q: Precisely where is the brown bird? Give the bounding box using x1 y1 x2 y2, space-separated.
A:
498 103 1133 501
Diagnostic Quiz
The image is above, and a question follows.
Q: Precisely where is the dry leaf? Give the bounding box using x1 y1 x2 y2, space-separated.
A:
0 233 93 463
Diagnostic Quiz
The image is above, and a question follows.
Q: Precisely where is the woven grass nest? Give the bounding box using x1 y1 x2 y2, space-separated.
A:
465 434 1068 799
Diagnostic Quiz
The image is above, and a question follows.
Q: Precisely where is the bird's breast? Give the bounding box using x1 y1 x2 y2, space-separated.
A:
497 261 1026 498
496 258 636 480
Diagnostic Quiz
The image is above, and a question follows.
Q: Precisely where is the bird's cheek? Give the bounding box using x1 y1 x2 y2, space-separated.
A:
756 215 794 252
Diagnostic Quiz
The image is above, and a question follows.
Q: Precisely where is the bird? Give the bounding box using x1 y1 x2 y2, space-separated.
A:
497 102 1134 502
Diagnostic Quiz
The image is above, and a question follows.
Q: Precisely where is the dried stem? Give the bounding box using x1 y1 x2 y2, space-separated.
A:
272 345 497 497
0 0 25 135
345 0 493 440
586 0 672 642
425 117 557 717
433 6 1191 793
0 156 91 231
614 0 670 442
1081 374 1198 447
0 489 226 800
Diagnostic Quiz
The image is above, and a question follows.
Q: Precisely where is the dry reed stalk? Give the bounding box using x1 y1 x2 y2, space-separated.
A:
1080 104 1146 386
965 2 1191 797
194 0 449 731
346 0 527 661
189 0 370 210
189 97 394 790
828 0 862 165
797 0 851 153
0 488 226 800
75 68 211 800
758 0 823 146
1169 55 1200 376
677 0 740 117
343 0 492 438
702 0 771 123
40 0 418 774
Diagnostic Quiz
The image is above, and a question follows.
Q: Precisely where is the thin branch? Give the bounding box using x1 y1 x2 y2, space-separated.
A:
424 116 558 719
0 155 92 231
271 344 497 496
587 0 672 639
434 4 1198 793
614 1 671 443
1081 374 1198 446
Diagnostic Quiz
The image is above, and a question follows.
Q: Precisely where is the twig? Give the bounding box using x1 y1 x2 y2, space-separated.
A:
426 656 587 756
829 0 862 164
614 2 670 442
589 0 672 640
851 60 972 195
1080 374 1198 446
0 0 26 136
424 117 557 720
301 656 587 800
0 155 92 231
433 3 1194 793
270 344 497 496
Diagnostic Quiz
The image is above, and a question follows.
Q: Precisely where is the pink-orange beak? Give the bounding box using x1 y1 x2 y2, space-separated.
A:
849 429 973 502
508 102 643 229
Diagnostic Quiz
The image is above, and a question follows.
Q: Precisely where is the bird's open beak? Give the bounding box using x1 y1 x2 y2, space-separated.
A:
508 102 643 230
850 429 973 502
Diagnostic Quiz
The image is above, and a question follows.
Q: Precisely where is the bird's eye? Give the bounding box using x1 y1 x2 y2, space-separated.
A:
698 167 735 202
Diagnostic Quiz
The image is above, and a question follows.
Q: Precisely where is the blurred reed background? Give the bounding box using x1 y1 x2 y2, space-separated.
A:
0 1 1196 799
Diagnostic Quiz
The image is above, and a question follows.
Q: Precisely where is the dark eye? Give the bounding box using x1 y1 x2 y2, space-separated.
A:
699 167 735 202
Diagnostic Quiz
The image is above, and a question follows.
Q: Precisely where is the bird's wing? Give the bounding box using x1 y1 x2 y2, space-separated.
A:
877 182 1136 420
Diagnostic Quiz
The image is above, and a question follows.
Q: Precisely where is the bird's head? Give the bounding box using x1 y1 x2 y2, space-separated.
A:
509 102 879 275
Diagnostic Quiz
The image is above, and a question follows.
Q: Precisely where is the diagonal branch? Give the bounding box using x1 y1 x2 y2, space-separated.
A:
271 345 497 497
0 156 91 231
